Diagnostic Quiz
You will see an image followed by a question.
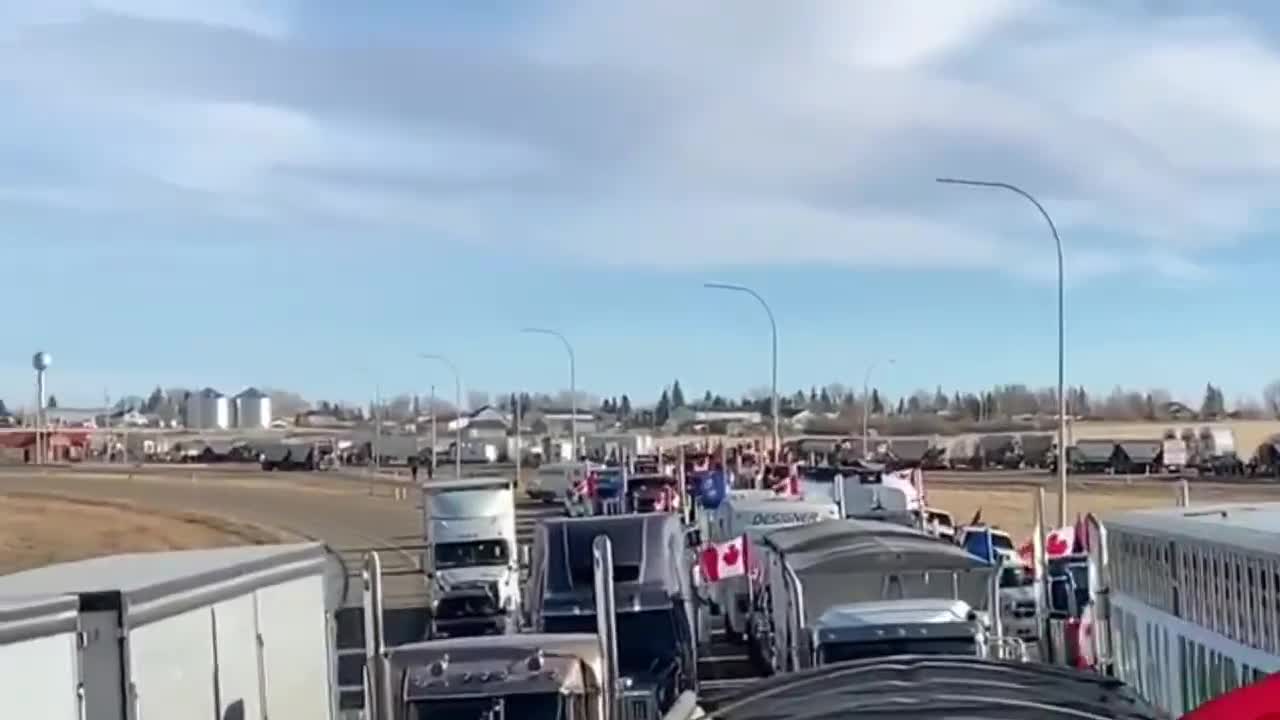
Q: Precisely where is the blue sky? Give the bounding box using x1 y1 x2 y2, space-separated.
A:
2 1 1279 410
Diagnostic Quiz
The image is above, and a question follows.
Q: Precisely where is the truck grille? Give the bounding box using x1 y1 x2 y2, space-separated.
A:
622 692 655 720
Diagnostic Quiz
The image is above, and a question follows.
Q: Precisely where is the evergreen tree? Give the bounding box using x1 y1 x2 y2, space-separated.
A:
144 386 165 413
703 390 713 406
47 394 58 409
619 394 632 417
656 390 671 425
870 389 884 415
671 380 685 408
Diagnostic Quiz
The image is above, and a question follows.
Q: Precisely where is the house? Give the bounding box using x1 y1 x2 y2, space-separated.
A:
525 408 598 437
461 405 510 440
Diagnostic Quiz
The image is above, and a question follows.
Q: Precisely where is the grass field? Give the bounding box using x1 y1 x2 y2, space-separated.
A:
0 491 286 574
928 478 1280 541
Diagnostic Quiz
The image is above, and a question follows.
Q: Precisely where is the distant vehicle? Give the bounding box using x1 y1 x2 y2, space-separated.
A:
1161 437 1188 473
626 473 681 513
527 461 592 503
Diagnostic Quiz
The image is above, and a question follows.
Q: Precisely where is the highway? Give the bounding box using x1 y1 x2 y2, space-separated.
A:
0 467 762 709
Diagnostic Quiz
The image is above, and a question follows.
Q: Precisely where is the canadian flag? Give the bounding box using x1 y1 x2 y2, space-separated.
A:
699 535 748 583
1017 524 1078 565
1045 525 1076 558
1182 671 1280 719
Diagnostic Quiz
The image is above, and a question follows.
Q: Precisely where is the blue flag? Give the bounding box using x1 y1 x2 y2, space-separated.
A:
962 527 998 565
697 470 727 509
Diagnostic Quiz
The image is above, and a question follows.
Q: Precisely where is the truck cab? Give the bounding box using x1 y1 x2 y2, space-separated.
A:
525 514 698 720
422 477 521 638
808 598 985 665
384 634 606 720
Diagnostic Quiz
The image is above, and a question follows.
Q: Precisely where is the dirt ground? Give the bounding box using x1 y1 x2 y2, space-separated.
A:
928 479 1280 541
0 492 287 575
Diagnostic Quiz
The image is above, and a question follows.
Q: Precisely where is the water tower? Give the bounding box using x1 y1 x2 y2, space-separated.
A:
32 351 51 464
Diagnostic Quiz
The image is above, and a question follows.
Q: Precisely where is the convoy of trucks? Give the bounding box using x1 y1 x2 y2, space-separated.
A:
0 452 1112 719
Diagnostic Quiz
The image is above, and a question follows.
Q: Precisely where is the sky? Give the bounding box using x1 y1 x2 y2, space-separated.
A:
2 0 1280 410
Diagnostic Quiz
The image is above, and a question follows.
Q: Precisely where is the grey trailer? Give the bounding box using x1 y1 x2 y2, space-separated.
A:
525 513 697 720
1114 440 1162 474
259 442 293 470
1019 434 1054 468
978 434 1019 469
0 594 82 718
0 543 337 720
886 437 931 469
1069 440 1117 474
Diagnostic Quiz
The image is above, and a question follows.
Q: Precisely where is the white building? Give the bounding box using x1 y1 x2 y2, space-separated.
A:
232 387 272 429
185 388 230 430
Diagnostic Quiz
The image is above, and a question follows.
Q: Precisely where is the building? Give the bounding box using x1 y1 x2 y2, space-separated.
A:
526 408 598 437
185 388 230 430
232 387 272 430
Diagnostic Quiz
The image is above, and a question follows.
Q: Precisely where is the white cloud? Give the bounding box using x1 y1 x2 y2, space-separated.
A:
1 1 1279 281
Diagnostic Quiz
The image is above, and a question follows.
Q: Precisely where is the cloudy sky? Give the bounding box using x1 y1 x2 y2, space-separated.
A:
2 0 1278 408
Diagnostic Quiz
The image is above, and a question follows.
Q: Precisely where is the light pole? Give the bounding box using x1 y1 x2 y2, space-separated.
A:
861 358 895 458
936 177 1068 526
521 328 577 462
419 353 463 479
704 283 779 464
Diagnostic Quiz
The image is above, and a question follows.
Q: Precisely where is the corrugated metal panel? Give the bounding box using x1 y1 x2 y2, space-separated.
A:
1072 440 1115 463
1116 440 1161 463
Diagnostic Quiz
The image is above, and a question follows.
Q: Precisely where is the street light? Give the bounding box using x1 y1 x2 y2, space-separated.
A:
861 358 895 458
936 177 1068 526
704 282 780 465
419 353 463 479
521 328 577 461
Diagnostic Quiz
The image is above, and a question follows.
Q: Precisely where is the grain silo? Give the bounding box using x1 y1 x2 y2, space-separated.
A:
233 387 272 430
185 388 230 430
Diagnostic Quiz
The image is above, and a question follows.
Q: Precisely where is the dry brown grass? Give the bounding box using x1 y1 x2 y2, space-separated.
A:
0 492 289 575
929 479 1280 541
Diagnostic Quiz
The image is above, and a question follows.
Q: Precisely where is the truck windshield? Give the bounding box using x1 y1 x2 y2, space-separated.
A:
818 636 977 664
410 692 565 720
436 540 509 568
545 609 677 673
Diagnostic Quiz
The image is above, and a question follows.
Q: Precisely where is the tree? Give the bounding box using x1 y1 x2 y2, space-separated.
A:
870 389 884 415
266 389 310 417
670 380 685 408
895 397 906 415
46 394 57 409
934 386 949 410
619 394 632 417
143 386 165 413
818 387 832 410
1201 383 1225 418
0 399 7 416
703 390 713 406
1263 381 1280 417
655 390 671 426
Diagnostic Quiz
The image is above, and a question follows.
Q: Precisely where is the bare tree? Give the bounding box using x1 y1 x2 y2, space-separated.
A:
1264 381 1280 418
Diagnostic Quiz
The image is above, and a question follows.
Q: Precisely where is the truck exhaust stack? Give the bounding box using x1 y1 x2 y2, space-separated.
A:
363 551 393 720
593 535 620 720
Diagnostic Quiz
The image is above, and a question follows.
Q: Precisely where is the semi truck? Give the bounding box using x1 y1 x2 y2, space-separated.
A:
422 477 522 638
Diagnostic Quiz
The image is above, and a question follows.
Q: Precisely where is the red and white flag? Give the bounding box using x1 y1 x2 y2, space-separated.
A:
1045 525 1076 558
699 535 748 583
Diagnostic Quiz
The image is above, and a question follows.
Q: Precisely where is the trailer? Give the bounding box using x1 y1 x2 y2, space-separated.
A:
0 594 81 718
753 519 999 674
0 543 337 719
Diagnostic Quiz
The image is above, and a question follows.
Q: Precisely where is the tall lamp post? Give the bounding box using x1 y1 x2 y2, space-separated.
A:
936 177 1068 526
861 358 895 458
521 328 577 462
419 353 463 479
704 283 779 463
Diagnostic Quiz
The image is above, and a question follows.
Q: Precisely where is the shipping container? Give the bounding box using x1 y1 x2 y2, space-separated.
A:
0 594 81 718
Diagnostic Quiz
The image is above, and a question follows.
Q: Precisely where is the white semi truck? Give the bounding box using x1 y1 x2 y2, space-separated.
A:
422 477 522 638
